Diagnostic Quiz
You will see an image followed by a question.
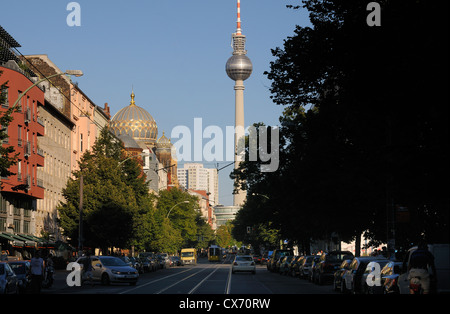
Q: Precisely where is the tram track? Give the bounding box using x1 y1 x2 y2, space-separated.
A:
119 259 232 295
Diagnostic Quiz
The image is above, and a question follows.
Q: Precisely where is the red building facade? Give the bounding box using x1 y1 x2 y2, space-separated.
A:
1 62 45 240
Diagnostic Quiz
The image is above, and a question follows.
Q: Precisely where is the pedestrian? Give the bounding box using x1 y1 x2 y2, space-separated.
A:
1 250 8 261
30 251 44 293
82 252 94 286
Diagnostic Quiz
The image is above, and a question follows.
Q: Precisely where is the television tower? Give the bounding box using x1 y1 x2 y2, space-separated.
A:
226 0 253 207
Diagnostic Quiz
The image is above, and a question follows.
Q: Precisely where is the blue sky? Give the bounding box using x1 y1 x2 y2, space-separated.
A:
1 0 310 205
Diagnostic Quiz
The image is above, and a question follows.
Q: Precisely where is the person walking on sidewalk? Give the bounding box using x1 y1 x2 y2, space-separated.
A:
30 251 44 293
82 252 94 286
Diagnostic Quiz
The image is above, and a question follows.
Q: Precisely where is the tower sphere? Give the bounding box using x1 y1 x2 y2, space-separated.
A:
226 54 253 81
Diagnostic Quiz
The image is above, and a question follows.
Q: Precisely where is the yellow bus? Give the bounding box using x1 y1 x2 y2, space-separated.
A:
208 245 222 262
180 248 197 265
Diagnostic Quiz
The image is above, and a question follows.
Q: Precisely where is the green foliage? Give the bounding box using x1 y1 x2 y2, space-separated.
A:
58 128 215 253
0 71 20 180
58 128 151 251
232 0 449 252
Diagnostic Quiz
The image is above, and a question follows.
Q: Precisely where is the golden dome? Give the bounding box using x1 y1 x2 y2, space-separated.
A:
156 132 171 150
109 91 158 144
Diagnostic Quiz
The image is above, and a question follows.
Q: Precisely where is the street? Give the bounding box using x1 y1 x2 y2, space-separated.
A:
43 255 337 295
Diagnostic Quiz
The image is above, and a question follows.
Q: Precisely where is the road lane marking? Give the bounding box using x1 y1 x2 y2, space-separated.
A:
155 267 209 294
188 266 221 294
119 268 194 294
225 265 232 294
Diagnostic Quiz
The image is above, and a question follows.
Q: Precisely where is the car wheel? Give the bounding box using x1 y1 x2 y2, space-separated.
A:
101 273 110 286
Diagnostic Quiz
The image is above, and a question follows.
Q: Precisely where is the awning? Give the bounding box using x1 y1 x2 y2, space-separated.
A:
11 234 37 248
18 234 42 246
0 233 16 241
0 233 25 247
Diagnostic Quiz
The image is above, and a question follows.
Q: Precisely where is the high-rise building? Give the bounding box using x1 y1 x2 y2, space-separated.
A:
226 0 252 207
177 163 218 207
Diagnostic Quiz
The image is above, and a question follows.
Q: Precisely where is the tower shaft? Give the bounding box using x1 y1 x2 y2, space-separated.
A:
234 80 246 206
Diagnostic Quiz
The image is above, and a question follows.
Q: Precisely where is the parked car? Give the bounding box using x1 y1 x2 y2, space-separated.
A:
0 262 18 294
279 255 295 275
139 256 157 272
171 256 182 266
316 251 354 285
381 261 403 294
75 256 139 285
8 260 31 293
333 259 352 291
232 255 256 274
157 253 171 269
289 256 304 277
128 257 144 274
299 255 316 279
341 256 386 293
267 249 294 272
360 259 390 294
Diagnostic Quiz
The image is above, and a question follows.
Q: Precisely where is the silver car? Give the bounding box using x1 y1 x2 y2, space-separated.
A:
76 256 139 286
232 255 256 274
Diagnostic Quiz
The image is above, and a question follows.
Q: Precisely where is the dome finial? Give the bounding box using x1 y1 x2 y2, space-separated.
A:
130 87 136 106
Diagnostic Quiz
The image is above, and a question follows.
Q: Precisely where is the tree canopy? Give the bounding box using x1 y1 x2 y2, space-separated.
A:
58 127 215 254
231 0 449 255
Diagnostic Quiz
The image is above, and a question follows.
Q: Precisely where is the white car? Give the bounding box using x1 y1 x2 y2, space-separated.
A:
232 255 256 274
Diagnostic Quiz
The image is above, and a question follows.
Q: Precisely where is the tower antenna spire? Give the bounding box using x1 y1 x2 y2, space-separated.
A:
236 0 242 35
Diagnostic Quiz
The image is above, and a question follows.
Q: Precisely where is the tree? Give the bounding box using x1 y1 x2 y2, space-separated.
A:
0 71 20 181
232 1 449 255
58 128 154 252
216 221 240 249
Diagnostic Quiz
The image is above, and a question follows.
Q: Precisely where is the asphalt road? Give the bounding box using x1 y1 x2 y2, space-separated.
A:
43 255 337 296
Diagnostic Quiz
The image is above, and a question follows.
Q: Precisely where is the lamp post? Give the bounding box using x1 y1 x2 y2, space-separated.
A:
166 201 189 219
12 70 83 109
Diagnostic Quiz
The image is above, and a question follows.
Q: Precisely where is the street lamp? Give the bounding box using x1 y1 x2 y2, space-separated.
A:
12 70 83 109
166 201 189 219
251 192 269 200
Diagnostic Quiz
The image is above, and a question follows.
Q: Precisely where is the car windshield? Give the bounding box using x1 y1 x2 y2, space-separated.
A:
99 257 128 267
182 252 194 257
236 256 253 262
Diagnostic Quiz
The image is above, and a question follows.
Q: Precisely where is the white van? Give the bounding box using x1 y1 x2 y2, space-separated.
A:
398 244 449 294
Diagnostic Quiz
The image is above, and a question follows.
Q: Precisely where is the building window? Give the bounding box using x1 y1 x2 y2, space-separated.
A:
0 217 6 232
17 90 23 111
18 125 22 146
0 196 7 214
23 220 30 234
13 219 20 233
1 86 8 108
